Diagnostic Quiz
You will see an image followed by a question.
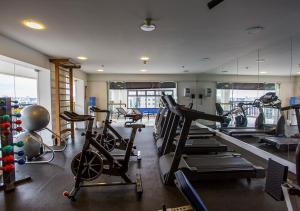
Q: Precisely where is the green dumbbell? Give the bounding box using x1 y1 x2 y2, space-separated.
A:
0 114 10 121
13 141 24 147
0 145 13 153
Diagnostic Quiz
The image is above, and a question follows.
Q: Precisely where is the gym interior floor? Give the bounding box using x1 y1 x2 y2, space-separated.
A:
0 127 287 211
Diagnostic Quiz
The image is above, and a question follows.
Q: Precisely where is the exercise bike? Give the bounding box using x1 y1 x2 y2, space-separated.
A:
90 106 141 159
60 111 144 201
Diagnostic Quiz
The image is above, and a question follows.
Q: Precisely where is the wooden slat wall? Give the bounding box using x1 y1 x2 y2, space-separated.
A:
50 59 80 144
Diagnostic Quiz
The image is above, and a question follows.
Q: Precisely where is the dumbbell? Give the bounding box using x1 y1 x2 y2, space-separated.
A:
14 120 22 125
0 145 13 153
12 141 24 147
0 155 25 165
0 164 15 172
0 114 10 121
11 113 21 118
1 104 19 110
0 122 10 129
15 151 25 156
0 141 24 153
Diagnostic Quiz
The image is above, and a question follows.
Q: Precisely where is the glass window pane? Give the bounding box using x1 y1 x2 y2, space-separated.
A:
147 91 155 95
156 91 162 95
128 96 137 108
15 76 38 104
138 97 146 107
147 97 156 107
138 91 146 96
164 91 173 95
128 91 136 96
0 73 14 97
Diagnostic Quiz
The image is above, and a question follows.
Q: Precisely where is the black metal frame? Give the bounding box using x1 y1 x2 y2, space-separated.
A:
60 111 144 201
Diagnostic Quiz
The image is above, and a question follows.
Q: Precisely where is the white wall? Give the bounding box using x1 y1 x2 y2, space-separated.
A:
86 73 296 123
0 34 49 70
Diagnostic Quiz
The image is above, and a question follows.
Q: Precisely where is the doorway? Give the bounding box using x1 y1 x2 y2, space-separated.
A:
73 78 85 129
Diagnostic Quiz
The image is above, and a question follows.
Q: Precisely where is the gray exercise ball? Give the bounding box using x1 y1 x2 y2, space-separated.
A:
21 105 50 131
16 131 43 160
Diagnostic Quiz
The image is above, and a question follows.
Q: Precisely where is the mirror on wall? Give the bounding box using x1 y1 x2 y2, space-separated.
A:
213 36 300 170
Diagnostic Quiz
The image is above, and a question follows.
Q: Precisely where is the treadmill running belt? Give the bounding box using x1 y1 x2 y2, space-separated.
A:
185 138 221 147
184 156 254 171
225 128 272 135
262 137 300 151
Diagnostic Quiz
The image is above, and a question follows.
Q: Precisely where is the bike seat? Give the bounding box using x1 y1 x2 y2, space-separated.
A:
60 111 94 122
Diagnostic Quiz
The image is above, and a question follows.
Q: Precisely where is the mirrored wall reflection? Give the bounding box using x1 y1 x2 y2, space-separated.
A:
213 35 300 165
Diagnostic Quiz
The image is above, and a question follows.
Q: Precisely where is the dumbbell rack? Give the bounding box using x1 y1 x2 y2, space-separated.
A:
0 97 31 192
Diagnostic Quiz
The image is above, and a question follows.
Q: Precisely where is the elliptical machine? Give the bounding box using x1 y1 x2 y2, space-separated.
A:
61 111 144 201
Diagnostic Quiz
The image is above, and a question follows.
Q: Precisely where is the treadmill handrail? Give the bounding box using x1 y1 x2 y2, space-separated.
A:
281 104 300 111
164 95 224 123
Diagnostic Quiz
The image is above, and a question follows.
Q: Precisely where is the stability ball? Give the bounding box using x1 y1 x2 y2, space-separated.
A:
16 131 43 160
21 105 50 131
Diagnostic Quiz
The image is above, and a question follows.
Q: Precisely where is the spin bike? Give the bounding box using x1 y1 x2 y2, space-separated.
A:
60 111 144 201
90 106 141 159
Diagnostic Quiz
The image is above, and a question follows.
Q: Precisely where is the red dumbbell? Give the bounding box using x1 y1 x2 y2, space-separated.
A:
0 155 25 165
1 129 10 136
0 164 15 172
13 127 23 132
14 120 22 125
0 155 14 163
0 122 10 129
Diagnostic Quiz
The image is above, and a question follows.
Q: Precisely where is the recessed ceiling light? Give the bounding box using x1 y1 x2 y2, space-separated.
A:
200 57 210 61
256 59 265 63
246 26 264 34
140 18 156 32
96 69 104 72
140 69 147 72
77 56 88 60
140 56 150 61
260 71 267 74
22 19 45 30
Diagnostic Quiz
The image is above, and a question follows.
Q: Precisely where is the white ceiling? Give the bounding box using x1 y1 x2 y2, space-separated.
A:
1 0 300 75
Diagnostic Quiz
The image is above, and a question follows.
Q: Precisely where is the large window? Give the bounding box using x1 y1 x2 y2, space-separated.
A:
0 60 38 105
127 90 174 108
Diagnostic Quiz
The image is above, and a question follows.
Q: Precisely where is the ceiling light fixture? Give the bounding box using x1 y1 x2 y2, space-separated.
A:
200 57 210 62
260 71 267 74
246 26 264 34
256 59 265 63
221 70 228 73
140 18 156 32
77 56 88 60
140 56 149 61
22 19 45 30
140 56 150 64
140 69 147 72
97 64 105 72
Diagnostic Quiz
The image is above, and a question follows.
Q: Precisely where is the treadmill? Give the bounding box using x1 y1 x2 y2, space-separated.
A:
260 104 300 151
153 96 168 141
156 95 227 156
159 96 265 185
220 92 282 137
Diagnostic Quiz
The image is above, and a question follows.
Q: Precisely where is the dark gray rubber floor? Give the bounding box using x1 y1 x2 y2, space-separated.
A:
0 127 287 211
